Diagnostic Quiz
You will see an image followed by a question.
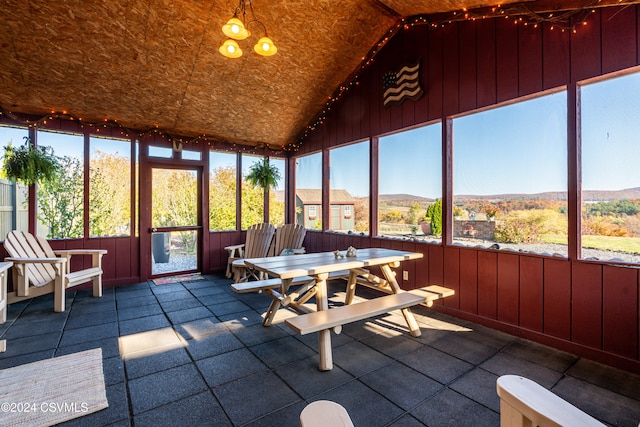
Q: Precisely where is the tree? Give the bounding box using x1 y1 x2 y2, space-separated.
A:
425 199 443 236
210 166 237 230
37 156 84 238
407 203 423 225
89 150 131 236
353 197 369 232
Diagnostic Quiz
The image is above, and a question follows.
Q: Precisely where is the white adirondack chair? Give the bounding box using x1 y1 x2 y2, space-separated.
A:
3 231 107 312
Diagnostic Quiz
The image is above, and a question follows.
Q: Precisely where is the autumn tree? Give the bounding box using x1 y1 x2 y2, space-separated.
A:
89 150 131 236
37 156 84 238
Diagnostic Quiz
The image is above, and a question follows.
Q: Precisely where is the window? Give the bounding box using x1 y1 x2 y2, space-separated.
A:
268 157 285 226
344 205 352 219
181 149 201 161
209 151 237 231
453 90 567 255
241 154 264 229
89 136 131 237
308 205 317 219
0 125 29 236
148 146 172 158
580 69 640 263
36 130 84 239
329 141 369 234
378 123 442 241
295 152 322 229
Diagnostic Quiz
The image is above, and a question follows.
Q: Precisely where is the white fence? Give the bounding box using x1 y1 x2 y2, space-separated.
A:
0 178 28 239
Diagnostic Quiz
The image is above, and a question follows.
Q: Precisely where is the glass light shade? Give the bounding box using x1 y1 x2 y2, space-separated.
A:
222 17 250 40
254 36 277 56
219 39 242 58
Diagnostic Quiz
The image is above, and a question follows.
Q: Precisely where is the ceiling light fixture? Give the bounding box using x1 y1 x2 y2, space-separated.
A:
219 0 277 59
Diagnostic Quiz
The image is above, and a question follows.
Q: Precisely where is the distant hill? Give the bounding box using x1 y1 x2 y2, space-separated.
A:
380 188 640 204
379 194 435 204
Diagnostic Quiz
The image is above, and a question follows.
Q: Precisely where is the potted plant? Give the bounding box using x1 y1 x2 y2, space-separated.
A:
485 206 499 221
246 158 281 190
2 137 61 185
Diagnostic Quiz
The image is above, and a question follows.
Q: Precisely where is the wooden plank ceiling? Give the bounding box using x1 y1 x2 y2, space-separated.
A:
0 0 598 149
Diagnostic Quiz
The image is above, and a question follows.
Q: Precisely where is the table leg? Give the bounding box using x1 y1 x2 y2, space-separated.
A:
345 270 358 305
313 273 333 371
263 278 292 326
380 264 422 337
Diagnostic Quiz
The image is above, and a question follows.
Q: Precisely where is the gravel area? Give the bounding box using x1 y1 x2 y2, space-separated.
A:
454 238 640 264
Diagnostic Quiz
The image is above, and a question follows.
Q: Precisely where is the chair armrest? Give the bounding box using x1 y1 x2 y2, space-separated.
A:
54 249 107 256
0 261 12 273
224 244 245 251
5 257 66 264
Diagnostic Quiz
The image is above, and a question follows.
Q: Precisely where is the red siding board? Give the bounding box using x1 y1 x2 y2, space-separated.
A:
601 7 637 74
459 248 478 314
543 257 573 339
518 26 543 96
427 27 444 120
402 28 417 127
572 262 603 349
413 25 430 122
602 266 638 359
112 238 130 279
496 18 519 103
428 244 444 287
415 245 430 288
442 23 460 116
497 253 519 324
476 19 497 108
443 246 460 309
542 22 570 90
571 10 602 83
477 251 498 319
519 256 543 332
458 20 478 112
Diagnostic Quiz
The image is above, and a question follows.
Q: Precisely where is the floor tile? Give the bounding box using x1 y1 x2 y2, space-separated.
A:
212 370 300 425
133 391 230 427
399 345 474 384
275 355 354 399
196 347 268 386
410 388 499 427
360 361 442 411
128 363 208 414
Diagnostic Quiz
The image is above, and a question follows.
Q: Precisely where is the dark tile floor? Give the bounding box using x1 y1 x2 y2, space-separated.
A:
1 274 639 426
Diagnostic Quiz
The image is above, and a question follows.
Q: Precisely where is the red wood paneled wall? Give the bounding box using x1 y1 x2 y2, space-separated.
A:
295 7 640 373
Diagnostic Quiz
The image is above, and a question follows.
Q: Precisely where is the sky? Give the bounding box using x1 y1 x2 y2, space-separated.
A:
2 70 639 198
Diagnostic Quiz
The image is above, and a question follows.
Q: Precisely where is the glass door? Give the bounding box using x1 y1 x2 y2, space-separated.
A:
150 167 201 277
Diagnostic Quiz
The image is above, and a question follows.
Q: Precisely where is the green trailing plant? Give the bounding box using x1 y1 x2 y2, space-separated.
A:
2 137 61 185
245 158 281 190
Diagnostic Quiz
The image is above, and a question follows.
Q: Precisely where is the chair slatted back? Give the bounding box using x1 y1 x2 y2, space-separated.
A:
4 231 57 286
244 223 276 259
270 224 306 256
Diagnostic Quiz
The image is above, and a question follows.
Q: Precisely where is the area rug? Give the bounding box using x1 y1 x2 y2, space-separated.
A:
0 348 108 427
153 273 205 285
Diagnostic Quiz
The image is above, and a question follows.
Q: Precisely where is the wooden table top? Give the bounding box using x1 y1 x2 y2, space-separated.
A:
243 248 423 280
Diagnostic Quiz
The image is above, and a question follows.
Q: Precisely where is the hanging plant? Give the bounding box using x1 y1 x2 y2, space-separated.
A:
246 158 281 190
2 137 61 185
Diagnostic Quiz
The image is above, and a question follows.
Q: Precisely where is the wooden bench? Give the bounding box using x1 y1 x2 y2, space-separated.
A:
285 285 453 335
496 375 605 427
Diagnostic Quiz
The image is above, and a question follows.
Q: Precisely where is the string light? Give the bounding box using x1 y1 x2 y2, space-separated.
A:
0 107 286 156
